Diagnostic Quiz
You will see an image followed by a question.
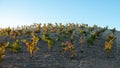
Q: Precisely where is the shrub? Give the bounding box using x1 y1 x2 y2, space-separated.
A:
10 40 21 53
0 42 9 62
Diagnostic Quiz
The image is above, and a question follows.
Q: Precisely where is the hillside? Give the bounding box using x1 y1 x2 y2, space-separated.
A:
0 23 120 68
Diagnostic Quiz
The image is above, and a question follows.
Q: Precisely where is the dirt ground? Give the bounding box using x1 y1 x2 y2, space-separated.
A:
0 30 120 68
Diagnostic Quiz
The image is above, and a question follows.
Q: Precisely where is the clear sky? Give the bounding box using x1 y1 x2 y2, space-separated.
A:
0 0 120 30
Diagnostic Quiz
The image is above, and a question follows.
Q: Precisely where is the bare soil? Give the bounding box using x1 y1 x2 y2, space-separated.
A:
0 30 120 68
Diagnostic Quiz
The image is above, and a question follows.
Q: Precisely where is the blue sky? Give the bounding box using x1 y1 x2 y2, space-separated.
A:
0 0 120 30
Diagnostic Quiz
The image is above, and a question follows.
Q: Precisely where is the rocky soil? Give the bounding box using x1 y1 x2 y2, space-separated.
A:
0 29 120 68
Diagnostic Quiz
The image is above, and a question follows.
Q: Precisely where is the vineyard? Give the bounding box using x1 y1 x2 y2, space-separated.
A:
0 23 120 68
